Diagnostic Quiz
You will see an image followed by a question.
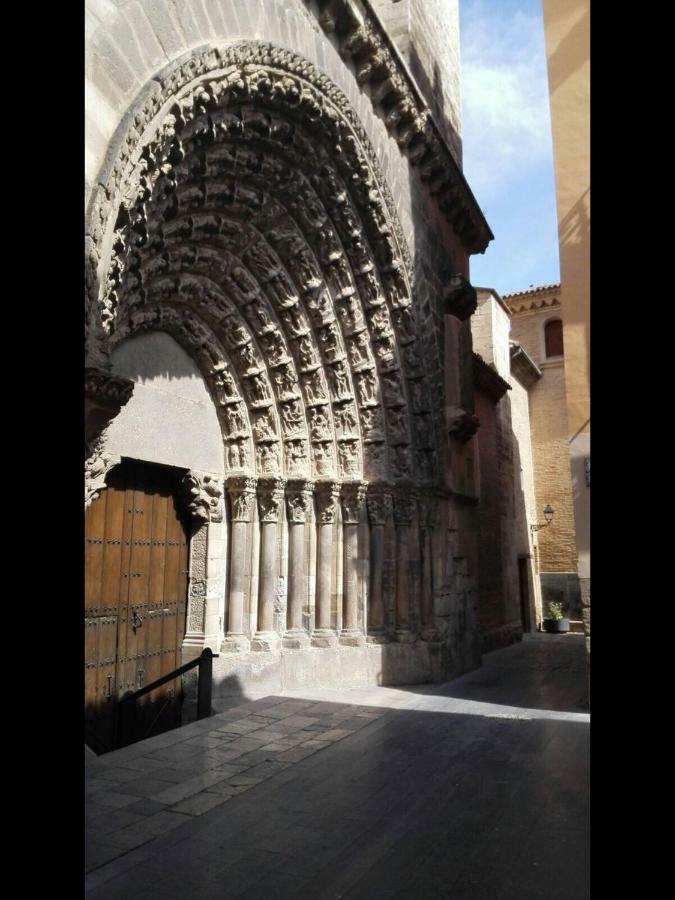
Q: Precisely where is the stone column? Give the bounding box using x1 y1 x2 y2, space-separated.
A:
283 480 313 649
340 481 367 647
251 478 285 652
223 476 256 653
394 489 416 643
312 481 340 648
366 483 392 643
419 496 441 642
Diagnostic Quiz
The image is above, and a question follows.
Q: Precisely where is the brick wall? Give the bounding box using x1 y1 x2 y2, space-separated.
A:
507 302 578 576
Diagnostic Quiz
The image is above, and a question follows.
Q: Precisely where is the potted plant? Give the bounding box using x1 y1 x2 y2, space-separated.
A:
542 600 570 634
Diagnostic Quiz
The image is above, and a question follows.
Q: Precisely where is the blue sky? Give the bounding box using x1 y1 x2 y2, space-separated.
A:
459 0 560 295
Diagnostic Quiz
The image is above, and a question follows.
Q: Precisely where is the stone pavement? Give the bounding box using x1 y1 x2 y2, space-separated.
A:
85 635 589 899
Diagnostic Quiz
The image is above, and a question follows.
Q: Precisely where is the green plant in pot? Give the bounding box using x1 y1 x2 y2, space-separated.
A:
543 600 570 634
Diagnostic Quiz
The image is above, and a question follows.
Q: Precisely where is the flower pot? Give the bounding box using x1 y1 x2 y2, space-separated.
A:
543 618 570 634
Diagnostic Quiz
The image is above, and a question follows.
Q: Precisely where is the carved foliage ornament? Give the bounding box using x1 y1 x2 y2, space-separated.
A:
84 438 120 508
366 485 393 526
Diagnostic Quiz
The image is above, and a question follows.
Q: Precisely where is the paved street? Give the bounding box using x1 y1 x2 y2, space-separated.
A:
85 635 589 899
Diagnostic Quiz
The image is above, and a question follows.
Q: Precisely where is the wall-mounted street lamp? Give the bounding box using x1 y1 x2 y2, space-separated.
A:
530 504 555 534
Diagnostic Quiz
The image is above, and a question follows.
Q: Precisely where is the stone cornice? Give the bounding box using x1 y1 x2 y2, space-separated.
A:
503 284 561 315
472 354 510 403
510 343 542 389
307 0 493 255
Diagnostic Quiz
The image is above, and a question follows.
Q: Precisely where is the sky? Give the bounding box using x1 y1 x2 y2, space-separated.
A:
458 0 560 296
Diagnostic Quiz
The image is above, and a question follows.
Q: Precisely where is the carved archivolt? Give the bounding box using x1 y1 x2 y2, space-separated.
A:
86 42 447 488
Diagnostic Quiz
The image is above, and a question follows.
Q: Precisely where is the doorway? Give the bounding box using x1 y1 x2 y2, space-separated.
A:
85 459 190 753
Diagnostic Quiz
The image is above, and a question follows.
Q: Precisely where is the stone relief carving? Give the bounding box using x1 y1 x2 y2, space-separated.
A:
309 406 331 442
227 476 257 521
84 438 120 508
87 42 461 492
257 478 286 522
447 406 480 443
341 481 367 525
366 485 393 526
285 480 314 523
338 440 361 477
315 481 340 524
284 439 308 474
180 472 224 524
393 491 416 526
256 441 281 474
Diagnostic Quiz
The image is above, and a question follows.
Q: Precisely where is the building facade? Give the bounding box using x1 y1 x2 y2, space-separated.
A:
472 288 543 652
503 283 581 619
84 0 494 749
541 0 590 649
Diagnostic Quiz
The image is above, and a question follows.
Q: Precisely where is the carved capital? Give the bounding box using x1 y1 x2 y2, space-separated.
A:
257 477 286 523
418 495 441 531
393 490 416 526
443 274 477 321
315 481 341 524
341 481 367 525
180 472 224 524
285 479 314 523
366 483 393 526
227 476 257 522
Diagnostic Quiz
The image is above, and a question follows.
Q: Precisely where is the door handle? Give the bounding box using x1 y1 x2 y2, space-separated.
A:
104 673 113 701
137 668 145 689
131 609 143 631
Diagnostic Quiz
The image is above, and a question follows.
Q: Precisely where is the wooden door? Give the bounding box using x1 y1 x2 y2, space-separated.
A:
85 460 190 754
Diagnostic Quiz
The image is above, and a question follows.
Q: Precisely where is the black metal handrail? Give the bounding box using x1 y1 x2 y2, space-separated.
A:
115 648 213 749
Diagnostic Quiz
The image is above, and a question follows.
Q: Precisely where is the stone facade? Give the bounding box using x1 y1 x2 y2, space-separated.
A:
503 284 581 619
84 0 492 697
472 289 542 652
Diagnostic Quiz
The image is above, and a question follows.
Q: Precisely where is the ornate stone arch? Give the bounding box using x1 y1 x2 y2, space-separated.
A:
85 41 443 487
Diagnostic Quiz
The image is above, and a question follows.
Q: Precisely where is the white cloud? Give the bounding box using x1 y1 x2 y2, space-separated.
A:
460 1 554 203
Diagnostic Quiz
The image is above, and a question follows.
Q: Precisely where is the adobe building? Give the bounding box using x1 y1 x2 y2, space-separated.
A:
84 0 494 751
472 288 543 652
503 284 581 619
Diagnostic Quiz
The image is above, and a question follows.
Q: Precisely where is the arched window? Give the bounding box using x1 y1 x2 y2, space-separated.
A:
544 319 564 358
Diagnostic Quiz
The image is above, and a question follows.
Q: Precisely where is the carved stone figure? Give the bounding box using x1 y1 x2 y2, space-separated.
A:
256 441 281 474
244 241 280 282
265 270 298 308
315 481 340 524
338 440 360 476
180 472 224 523
303 369 327 403
335 402 358 438
356 369 378 405
279 303 308 337
297 335 318 370
225 403 246 436
285 480 314 523
359 406 384 441
348 330 373 368
309 406 331 442
227 476 257 522
319 321 342 362
328 361 351 399
284 439 308 473
248 373 271 404
341 481 366 524
382 371 405 406
280 400 304 436
253 409 277 441
260 328 287 367
273 363 299 399
237 342 258 372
